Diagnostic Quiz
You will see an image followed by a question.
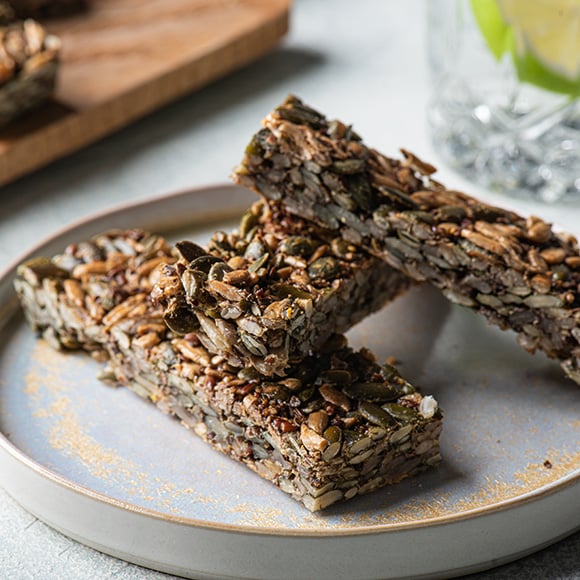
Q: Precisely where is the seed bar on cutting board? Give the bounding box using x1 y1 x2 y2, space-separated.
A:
0 18 60 126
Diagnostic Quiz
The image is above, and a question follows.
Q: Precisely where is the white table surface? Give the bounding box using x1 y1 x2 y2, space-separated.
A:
1 0 579 578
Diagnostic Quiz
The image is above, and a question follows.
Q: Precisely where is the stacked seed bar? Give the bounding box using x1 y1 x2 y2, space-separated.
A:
153 200 410 376
233 95 580 385
0 17 60 125
15 228 442 511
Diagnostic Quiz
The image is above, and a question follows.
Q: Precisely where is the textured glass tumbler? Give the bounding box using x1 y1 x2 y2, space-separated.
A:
427 0 580 203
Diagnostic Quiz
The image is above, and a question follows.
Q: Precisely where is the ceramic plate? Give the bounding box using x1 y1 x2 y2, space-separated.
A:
1 184 579 580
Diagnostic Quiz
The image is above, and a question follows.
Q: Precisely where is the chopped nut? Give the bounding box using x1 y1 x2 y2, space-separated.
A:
300 423 329 453
307 410 329 434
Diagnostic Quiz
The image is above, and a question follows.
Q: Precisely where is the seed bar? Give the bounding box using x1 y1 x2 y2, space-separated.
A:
233 95 580 386
0 18 60 126
15 229 443 512
152 200 410 377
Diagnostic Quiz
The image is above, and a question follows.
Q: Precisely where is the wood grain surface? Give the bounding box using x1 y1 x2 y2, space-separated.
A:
0 0 290 187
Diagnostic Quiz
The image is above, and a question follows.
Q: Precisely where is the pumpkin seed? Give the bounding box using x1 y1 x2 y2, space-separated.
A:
245 239 266 261
318 369 353 385
322 441 341 461
281 236 319 257
189 254 224 274
163 304 199 335
247 252 269 274
323 425 342 443
239 210 258 238
208 261 232 281
308 256 339 280
347 173 375 211
358 401 396 428
383 402 417 422
240 333 268 357
272 283 313 299
332 158 366 175
275 101 324 127
181 270 208 300
175 240 206 263
343 381 400 403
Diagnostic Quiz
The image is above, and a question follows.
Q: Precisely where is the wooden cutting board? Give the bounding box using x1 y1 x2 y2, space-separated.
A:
0 0 291 187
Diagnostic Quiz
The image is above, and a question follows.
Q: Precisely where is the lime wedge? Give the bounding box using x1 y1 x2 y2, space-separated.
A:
470 0 580 96
470 0 510 60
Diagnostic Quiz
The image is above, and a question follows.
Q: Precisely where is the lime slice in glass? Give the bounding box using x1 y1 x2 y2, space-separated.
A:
470 0 580 96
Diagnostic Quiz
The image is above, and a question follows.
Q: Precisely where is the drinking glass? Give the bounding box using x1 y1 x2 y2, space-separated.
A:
427 0 580 203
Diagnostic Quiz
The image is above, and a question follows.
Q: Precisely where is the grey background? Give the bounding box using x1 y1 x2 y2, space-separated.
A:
1 0 579 577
